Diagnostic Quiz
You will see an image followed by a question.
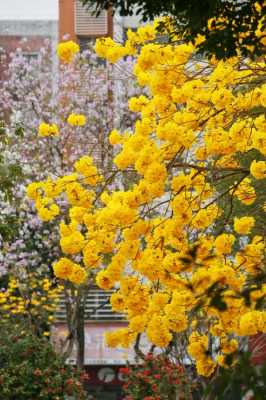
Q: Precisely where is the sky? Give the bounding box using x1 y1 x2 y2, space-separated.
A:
0 0 59 20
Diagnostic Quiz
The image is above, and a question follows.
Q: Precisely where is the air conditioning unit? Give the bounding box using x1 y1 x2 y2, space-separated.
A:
66 358 76 365
75 0 109 36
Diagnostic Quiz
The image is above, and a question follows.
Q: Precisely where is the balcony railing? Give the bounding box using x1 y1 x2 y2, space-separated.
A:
55 288 124 322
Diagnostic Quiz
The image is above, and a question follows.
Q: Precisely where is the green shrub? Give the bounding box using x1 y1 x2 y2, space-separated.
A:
0 324 87 400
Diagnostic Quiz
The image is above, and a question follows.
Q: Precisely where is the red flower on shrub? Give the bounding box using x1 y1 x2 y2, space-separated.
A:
143 370 150 376
80 372 90 381
33 368 42 376
152 383 158 392
120 367 130 375
122 354 191 400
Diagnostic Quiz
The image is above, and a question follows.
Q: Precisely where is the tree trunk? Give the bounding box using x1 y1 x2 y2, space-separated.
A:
76 289 86 369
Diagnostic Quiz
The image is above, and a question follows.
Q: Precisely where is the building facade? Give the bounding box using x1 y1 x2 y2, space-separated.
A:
0 0 58 69
52 287 150 400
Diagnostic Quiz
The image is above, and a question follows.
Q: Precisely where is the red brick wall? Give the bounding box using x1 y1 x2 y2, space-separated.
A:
0 35 48 79
249 334 266 365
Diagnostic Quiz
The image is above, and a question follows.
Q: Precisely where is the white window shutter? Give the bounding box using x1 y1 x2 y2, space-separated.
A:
75 0 108 36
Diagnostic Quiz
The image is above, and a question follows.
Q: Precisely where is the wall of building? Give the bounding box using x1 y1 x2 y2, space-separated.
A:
59 0 76 40
0 20 58 36
0 1 59 78
0 20 58 81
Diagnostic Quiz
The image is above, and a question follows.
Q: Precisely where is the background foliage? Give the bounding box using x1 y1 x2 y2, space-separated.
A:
82 0 266 59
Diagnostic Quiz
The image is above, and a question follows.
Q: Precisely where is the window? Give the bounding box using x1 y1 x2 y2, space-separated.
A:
22 52 38 61
55 287 124 322
75 0 109 37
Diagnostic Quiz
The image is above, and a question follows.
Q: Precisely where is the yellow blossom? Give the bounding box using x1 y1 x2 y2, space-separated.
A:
215 234 235 255
57 40 80 62
67 113 86 126
234 216 255 235
53 258 74 279
38 122 59 137
250 160 266 179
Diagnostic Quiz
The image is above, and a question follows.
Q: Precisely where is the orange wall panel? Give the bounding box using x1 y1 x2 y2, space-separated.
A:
59 0 77 41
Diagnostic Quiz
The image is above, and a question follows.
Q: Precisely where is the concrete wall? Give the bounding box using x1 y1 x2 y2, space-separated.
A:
0 20 58 37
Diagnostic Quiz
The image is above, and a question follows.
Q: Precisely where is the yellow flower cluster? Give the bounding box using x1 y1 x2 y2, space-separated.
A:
34 195 60 221
57 40 80 63
95 37 128 63
234 216 255 235
53 257 87 285
215 234 235 255
250 160 266 179
27 156 102 283
38 122 59 137
38 112 86 139
29 21 266 376
239 311 266 335
67 113 86 126
0 276 62 322
188 333 216 377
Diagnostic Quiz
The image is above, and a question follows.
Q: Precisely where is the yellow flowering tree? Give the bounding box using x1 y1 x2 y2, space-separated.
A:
29 23 266 377
0 273 62 336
